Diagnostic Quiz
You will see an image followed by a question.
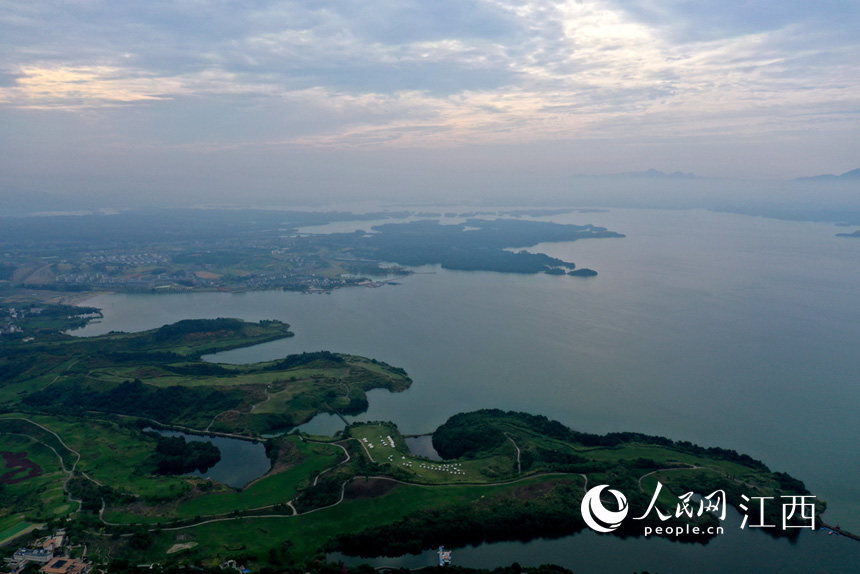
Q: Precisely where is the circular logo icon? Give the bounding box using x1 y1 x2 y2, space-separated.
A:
581 484 629 532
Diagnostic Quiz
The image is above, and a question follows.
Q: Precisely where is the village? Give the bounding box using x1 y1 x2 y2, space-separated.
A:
5 530 93 574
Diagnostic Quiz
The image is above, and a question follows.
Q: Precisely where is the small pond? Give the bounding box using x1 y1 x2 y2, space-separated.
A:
145 428 270 488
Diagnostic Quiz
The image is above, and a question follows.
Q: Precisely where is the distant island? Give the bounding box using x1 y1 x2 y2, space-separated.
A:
346 219 622 274
623 168 698 179
836 229 860 238
570 168 699 179
568 268 597 277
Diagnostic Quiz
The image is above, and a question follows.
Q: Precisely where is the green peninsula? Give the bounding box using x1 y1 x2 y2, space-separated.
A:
324 218 623 274
0 316 826 574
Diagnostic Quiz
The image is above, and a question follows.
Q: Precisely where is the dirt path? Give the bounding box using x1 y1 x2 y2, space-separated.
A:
0 417 90 513
40 359 79 391
121 414 258 441
353 437 376 462
249 385 273 414
151 471 581 531
504 432 521 474
205 409 245 432
637 464 700 492
106 435 584 532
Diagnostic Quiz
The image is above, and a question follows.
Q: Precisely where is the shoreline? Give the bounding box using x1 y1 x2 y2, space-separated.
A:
7 271 414 308
58 290 110 306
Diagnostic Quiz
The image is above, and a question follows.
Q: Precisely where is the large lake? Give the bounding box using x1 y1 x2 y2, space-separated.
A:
330 506 860 574
72 208 860 537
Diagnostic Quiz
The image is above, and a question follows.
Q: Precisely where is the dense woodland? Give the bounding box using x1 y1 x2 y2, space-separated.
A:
23 379 244 425
319 219 623 274
145 433 222 475
432 410 771 472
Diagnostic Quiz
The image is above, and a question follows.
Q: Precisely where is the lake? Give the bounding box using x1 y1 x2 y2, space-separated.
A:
144 428 270 488
329 505 860 574
72 208 860 535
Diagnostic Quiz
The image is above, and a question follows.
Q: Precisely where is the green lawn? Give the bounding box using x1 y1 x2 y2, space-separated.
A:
0 434 72 524
149 475 570 564
350 423 516 484
0 520 36 546
103 438 344 524
25 415 187 499
175 440 343 518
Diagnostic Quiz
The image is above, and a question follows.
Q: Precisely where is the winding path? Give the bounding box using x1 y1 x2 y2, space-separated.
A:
637 464 700 492
22 420 858 546
0 417 94 514
504 432 521 474
39 359 79 391
150 471 580 531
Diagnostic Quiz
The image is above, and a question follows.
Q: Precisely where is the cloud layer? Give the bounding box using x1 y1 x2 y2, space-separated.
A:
1 0 859 191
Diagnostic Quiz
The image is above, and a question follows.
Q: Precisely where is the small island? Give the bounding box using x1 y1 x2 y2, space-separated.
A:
568 268 598 277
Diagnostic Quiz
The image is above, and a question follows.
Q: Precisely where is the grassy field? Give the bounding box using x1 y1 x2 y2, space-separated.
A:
146 474 578 564
181 440 342 517
350 423 517 483
0 434 71 533
23 414 188 499
0 521 39 548
103 437 345 524
1 319 412 437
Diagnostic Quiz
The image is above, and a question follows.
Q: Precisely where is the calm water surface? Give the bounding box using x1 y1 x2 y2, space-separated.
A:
73 209 860 535
330 510 860 574
145 428 270 488
403 435 442 460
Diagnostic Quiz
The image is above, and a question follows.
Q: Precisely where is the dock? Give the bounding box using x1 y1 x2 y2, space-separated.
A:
820 522 860 543
437 546 452 566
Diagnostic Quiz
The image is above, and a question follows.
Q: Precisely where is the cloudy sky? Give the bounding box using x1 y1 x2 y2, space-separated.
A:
2 1 859 204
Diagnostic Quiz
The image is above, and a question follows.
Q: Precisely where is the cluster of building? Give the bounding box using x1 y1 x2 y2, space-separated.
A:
0 324 23 336
52 266 365 294
80 253 168 266
54 270 187 290
5 530 92 574
1 306 42 336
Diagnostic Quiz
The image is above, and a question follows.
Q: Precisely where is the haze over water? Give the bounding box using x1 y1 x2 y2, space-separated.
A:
73 208 860 531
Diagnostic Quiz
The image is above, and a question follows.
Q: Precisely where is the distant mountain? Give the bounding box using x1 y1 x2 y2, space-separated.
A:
795 168 860 182
624 168 698 179
572 168 699 180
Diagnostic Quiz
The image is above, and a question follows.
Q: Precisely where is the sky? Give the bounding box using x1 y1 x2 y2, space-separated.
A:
2 0 859 205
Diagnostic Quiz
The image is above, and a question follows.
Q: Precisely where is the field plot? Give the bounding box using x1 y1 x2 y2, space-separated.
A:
24 415 187 499
103 437 345 524
349 423 515 483
148 474 576 564
0 434 71 535
4 320 411 436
